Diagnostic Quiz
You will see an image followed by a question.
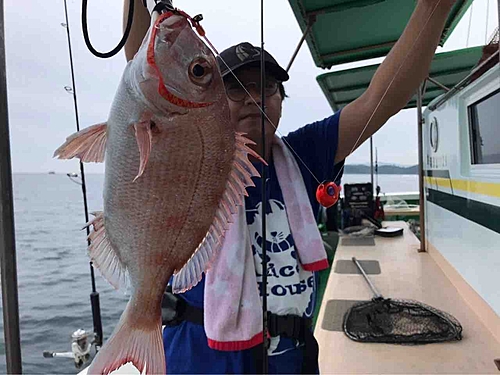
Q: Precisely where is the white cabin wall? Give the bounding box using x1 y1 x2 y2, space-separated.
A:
423 66 500 316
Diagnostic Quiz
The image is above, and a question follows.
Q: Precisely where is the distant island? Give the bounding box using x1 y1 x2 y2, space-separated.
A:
344 164 418 174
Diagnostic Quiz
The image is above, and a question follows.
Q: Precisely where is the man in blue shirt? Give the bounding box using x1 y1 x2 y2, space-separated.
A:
124 0 460 373
161 42 343 374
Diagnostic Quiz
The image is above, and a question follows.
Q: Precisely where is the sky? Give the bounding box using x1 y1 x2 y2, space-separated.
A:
3 0 498 173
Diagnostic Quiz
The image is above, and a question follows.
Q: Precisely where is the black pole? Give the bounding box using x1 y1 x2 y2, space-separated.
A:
260 0 268 373
369 137 374 195
0 0 23 372
285 16 316 73
417 84 426 253
62 0 103 348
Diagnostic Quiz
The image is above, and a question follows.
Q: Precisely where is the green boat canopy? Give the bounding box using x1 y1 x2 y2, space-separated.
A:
317 46 484 111
287 0 474 68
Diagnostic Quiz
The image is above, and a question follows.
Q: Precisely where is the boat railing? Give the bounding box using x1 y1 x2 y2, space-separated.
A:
428 50 499 110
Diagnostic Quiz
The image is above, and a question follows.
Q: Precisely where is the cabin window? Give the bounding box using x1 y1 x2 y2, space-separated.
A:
468 88 500 165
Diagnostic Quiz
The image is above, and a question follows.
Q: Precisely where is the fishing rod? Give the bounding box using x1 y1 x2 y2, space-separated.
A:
259 1 269 373
0 0 23 372
62 0 103 351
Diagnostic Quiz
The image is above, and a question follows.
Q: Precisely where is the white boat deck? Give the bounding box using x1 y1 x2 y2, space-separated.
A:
315 221 500 374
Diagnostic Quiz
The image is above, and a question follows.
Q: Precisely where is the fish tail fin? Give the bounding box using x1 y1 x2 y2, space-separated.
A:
87 300 165 375
53 122 107 163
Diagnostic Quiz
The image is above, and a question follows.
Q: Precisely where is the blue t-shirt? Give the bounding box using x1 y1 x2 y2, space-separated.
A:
163 111 343 374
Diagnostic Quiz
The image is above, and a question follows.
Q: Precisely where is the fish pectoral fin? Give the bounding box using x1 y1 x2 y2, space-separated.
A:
53 122 107 163
133 116 155 182
171 132 264 293
84 211 129 291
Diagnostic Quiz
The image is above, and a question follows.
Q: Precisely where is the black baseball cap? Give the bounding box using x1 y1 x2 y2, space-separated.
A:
216 42 289 82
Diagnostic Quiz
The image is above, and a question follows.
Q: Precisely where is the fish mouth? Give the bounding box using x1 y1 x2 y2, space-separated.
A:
157 14 185 30
147 12 214 109
155 13 187 42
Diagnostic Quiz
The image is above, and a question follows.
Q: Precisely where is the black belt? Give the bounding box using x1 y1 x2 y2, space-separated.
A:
161 287 203 327
161 288 319 374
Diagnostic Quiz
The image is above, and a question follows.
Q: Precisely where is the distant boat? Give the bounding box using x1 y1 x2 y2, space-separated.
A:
67 172 78 178
48 171 55 175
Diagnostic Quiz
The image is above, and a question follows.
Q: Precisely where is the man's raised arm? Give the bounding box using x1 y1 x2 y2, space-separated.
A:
336 0 457 163
123 0 151 61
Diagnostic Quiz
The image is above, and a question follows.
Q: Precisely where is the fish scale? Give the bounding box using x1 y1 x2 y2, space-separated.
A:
54 10 263 375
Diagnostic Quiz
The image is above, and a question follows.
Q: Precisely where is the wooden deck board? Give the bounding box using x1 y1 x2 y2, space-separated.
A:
316 221 500 374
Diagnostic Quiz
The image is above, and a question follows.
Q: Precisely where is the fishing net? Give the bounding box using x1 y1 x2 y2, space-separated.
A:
343 258 463 344
344 297 463 344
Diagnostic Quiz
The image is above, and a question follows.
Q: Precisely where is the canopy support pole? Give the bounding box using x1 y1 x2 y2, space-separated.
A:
427 76 450 91
0 0 23 372
286 16 316 73
417 83 426 253
370 137 374 195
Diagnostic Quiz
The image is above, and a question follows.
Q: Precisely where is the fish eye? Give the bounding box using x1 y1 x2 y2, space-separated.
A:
189 57 213 87
192 64 205 77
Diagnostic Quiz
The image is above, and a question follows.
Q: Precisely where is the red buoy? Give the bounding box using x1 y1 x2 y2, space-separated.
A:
316 181 341 208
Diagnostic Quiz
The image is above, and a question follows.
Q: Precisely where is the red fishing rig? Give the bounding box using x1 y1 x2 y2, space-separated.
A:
316 181 342 208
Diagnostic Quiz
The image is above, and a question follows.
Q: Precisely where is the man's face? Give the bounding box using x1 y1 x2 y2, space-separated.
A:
223 67 282 152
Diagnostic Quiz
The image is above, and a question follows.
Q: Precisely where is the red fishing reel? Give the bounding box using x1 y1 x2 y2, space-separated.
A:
316 181 341 208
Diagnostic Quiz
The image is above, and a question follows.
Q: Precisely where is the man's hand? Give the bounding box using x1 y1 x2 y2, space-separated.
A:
143 0 174 17
124 0 151 61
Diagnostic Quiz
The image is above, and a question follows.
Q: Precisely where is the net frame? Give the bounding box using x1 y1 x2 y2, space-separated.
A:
343 258 463 344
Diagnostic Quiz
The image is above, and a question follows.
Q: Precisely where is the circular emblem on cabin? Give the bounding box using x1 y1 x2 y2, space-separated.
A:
430 117 439 153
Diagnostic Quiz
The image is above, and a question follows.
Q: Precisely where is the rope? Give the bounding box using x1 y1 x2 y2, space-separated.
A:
82 0 135 58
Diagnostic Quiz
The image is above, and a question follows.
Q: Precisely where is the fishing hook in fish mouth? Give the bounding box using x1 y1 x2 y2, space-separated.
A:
151 1 216 53
147 10 214 109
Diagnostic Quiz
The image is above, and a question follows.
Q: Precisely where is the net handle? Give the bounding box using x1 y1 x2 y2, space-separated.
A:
352 257 383 299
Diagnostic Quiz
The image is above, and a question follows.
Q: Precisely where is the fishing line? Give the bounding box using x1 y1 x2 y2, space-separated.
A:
82 0 135 58
190 19 321 184
216 57 322 185
485 0 490 44
207 0 445 192
330 0 444 184
466 1 474 47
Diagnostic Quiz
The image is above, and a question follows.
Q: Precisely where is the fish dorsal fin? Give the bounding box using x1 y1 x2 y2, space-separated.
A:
85 211 129 291
171 133 264 293
53 123 107 163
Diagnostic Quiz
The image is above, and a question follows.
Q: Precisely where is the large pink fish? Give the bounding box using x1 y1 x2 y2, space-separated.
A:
54 10 261 374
